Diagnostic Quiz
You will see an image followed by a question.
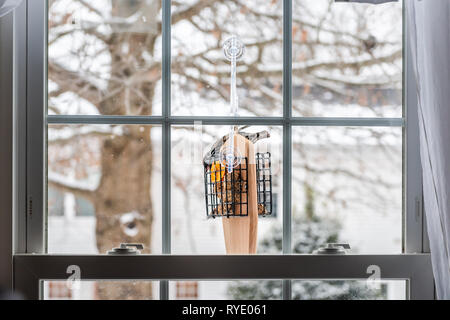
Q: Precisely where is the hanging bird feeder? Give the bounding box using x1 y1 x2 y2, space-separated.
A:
203 36 273 254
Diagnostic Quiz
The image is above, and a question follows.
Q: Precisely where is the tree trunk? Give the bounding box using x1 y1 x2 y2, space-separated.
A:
94 127 154 299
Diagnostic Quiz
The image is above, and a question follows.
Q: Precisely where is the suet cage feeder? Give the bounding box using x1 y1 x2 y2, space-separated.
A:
203 134 273 254
204 152 272 219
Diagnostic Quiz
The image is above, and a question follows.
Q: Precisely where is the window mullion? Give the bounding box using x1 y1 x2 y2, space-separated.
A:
282 0 293 300
161 0 172 300
45 115 403 127
404 9 424 253
27 0 46 254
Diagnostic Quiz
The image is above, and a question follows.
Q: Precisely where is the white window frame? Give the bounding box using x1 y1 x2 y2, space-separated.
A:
2 0 433 300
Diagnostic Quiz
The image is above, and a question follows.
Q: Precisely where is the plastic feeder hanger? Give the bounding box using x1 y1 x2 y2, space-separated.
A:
221 36 245 173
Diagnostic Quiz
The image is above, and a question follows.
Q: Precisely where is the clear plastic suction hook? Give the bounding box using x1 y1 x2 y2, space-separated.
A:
223 36 245 61
222 36 244 174
219 147 242 173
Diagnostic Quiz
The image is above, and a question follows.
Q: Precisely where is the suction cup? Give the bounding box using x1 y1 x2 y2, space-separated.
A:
223 36 245 61
219 146 243 173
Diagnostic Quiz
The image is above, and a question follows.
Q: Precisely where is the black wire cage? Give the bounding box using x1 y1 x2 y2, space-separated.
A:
204 152 272 218
256 152 273 217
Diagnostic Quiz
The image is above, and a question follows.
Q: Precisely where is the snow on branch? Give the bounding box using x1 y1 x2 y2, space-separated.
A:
48 171 98 200
48 60 103 106
48 125 123 145
176 49 401 82
172 0 220 25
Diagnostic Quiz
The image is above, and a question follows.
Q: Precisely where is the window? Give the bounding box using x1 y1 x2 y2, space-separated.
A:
13 0 433 300
46 281 72 300
43 281 160 300
175 281 199 300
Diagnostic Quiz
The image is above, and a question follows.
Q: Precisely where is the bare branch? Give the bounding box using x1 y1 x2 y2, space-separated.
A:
172 0 220 25
48 131 116 146
48 60 103 106
77 0 103 17
48 171 97 200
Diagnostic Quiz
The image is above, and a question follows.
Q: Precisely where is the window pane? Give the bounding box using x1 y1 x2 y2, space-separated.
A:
48 0 162 115
292 127 402 253
43 281 159 300
171 0 283 116
170 281 282 300
47 125 162 254
171 125 282 254
169 279 405 300
292 280 406 300
292 0 402 117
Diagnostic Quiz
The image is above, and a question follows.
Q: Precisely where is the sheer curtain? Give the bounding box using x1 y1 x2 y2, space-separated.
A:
406 0 450 299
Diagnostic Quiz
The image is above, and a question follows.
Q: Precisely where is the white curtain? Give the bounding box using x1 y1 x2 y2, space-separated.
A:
406 0 450 299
